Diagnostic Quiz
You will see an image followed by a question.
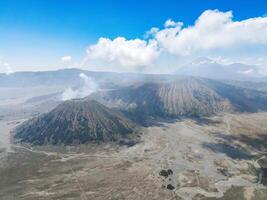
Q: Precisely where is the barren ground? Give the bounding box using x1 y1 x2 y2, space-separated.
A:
1 111 267 200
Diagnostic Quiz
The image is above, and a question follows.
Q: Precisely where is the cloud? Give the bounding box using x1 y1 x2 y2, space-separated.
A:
151 9 267 56
61 73 99 100
144 27 159 39
78 9 267 74
85 37 160 71
210 56 235 65
0 57 13 74
252 57 267 76
61 56 72 63
164 19 183 27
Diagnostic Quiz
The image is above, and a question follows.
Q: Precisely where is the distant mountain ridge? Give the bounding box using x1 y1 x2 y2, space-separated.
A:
0 68 116 88
175 57 266 81
2 65 267 90
0 68 181 89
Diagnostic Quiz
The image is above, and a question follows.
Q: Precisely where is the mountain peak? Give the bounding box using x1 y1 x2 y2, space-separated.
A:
176 57 264 81
14 99 135 145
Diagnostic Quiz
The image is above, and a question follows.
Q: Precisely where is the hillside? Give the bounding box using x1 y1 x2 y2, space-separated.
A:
93 77 267 118
13 77 267 145
14 99 135 145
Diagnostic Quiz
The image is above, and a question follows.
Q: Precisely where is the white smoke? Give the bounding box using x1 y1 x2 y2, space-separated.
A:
61 73 99 100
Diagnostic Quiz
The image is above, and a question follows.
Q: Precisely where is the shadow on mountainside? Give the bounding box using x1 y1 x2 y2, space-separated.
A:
202 132 267 160
202 141 252 160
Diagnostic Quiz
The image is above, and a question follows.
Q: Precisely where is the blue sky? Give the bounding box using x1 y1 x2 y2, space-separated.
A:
0 0 267 73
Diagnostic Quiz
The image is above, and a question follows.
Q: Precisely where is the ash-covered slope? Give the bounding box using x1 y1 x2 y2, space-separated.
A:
94 77 267 118
203 79 267 112
94 78 231 118
14 99 135 145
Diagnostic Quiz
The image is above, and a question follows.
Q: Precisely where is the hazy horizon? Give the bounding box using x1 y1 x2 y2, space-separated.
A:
1 2 267 200
0 0 267 75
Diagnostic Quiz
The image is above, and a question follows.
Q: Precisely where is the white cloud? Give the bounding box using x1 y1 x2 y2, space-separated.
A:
164 18 183 27
144 27 159 39
211 56 235 65
151 9 267 56
61 55 72 63
0 57 13 74
1 9 267 75
85 37 160 71
253 57 267 76
58 10 267 74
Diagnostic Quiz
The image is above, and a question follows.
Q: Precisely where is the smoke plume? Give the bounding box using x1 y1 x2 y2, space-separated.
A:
61 73 99 100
